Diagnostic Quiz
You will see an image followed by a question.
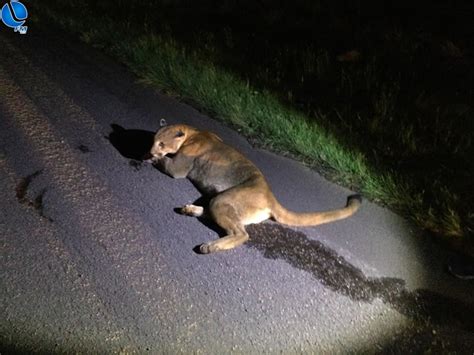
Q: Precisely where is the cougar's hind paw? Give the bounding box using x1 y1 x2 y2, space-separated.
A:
199 242 216 254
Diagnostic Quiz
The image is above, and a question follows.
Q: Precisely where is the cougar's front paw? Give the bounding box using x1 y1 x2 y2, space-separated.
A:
180 204 204 217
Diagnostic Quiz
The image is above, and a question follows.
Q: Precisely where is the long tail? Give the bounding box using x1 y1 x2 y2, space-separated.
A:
271 194 362 227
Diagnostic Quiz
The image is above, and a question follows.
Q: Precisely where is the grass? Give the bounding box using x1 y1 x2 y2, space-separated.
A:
34 0 473 253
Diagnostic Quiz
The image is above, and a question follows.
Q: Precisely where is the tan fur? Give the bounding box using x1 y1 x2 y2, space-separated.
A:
150 124 362 253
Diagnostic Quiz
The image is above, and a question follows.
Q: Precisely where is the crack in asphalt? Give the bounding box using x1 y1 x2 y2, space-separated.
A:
15 169 42 203
15 169 53 222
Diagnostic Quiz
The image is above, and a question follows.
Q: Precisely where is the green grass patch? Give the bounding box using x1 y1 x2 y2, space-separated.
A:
34 1 473 253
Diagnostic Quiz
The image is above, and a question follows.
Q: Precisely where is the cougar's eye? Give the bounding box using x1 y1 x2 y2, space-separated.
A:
159 142 165 148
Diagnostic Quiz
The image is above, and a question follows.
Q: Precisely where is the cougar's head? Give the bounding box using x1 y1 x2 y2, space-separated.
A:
150 124 189 160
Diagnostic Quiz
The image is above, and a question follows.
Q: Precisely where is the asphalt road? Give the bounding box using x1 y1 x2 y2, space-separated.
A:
1 28 473 354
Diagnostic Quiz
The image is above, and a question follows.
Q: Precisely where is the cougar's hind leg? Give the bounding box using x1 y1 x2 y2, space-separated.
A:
199 218 249 254
199 199 249 254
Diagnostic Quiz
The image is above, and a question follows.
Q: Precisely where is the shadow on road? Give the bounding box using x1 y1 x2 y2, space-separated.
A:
107 124 155 162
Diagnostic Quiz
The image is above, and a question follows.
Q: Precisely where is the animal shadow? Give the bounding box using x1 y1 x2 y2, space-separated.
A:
107 124 155 161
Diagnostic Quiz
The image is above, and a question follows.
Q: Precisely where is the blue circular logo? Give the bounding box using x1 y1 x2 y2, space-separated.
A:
1 1 28 28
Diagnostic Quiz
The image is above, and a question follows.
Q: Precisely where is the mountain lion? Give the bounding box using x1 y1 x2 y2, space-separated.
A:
150 123 361 254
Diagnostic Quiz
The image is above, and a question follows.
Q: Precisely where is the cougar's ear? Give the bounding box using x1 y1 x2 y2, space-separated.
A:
175 130 185 138
160 118 167 127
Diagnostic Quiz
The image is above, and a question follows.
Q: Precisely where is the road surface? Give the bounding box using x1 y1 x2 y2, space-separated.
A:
1 27 473 354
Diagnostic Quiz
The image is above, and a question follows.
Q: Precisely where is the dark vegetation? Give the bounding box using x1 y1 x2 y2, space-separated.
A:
36 0 474 253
